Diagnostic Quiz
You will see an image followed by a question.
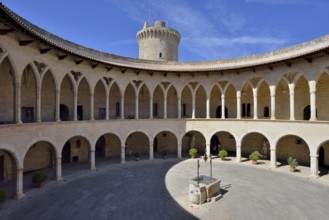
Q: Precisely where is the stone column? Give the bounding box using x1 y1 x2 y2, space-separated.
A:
135 94 139 119
121 96 124 119
206 143 211 156
73 89 78 121
149 94 153 119
55 89 61 122
270 148 277 168
221 94 225 119
236 144 241 162
121 145 126 164
164 97 167 119
253 88 258 119
105 90 109 120
90 93 94 120
206 96 210 119
177 140 182 159
310 154 319 178
36 87 41 122
177 97 181 119
15 83 22 124
55 156 62 181
309 81 317 121
270 86 276 120
289 83 295 120
149 143 154 160
192 92 195 119
236 91 241 119
15 168 24 199
90 149 96 170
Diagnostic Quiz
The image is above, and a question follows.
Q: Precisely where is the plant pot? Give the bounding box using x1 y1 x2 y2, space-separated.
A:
135 157 140 161
36 182 45 188
221 157 225 160
252 160 257 165
163 155 167 159
290 167 296 172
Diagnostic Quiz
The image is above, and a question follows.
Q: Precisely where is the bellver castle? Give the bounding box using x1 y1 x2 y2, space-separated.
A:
0 3 329 199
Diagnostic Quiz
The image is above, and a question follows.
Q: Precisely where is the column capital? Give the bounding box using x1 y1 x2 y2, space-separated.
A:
310 154 319 158
236 90 241 98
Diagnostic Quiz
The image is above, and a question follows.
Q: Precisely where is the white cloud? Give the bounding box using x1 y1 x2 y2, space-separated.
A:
108 0 290 61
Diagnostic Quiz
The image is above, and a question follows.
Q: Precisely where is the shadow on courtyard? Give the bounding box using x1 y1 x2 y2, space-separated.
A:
0 157 198 220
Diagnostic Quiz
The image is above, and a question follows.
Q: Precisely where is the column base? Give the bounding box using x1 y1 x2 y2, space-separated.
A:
90 167 96 171
15 193 25 200
121 161 126 164
270 117 276 120
309 118 317 121
236 158 241 163
55 177 63 182
309 174 319 179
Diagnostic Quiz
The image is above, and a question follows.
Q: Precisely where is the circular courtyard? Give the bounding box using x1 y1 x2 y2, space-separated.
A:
2 159 329 220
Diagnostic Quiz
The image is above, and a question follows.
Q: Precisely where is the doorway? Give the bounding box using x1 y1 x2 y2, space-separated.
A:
62 142 71 164
77 105 83 120
21 107 34 123
0 155 4 181
210 135 220 155
96 136 105 157
154 138 158 153
216 106 228 118
60 104 69 121
319 147 325 168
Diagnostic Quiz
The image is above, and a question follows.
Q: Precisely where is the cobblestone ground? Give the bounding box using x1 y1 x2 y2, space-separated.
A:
1 158 329 220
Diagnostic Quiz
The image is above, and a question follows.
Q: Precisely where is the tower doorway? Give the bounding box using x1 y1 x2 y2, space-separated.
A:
60 104 69 121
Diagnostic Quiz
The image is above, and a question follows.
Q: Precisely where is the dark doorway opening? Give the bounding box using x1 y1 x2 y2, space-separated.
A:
154 138 158 153
60 104 69 121
216 106 228 118
21 107 34 123
0 155 4 181
96 136 106 157
319 147 325 168
210 135 220 155
303 105 310 120
77 105 83 120
62 141 71 164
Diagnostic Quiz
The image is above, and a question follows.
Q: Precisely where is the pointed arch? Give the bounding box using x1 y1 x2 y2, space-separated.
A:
138 83 150 119
153 85 164 118
60 74 74 121
124 83 136 119
257 80 270 118
41 70 56 122
167 85 178 118
224 83 237 118
109 81 121 119
94 80 106 120
195 84 206 118
316 72 329 121
275 78 290 120
181 85 192 118
294 75 310 120
0 57 15 123
240 81 253 118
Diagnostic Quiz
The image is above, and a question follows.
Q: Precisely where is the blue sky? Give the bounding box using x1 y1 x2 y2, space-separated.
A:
1 0 328 61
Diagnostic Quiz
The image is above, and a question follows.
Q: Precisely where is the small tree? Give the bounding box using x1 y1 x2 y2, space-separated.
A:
189 147 198 158
32 171 48 187
0 189 7 204
249 151 261 164
287 157 298 172
218 150 228 160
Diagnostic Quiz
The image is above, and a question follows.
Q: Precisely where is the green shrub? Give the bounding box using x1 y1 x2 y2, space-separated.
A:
218 150 228 159
161 149 168 157
0 189 7 203
287 157 298 168
189 147 198 158
32 171 48 186
249 151 261 161
134 152 140 158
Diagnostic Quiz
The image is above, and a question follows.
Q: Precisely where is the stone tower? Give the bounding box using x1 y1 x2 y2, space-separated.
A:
136 20 181 61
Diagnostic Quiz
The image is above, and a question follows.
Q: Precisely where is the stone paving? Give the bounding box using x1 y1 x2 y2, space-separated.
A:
1 157 329 220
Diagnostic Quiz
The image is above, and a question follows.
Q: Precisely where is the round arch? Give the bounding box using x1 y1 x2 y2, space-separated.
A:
125 131 150 160
181 130 206 157
209 131 237 156
241 132 270 160
276 134 310 166
95 132 121 163
153 130 178 158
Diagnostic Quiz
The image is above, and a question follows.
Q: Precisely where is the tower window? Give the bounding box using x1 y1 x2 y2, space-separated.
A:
159 53 162 58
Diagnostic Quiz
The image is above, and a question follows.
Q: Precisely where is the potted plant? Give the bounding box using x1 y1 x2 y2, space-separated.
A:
218 150 228 160
32 171 48 188
287 157 298 172
161 149 168 159
189 147 198 158
134 152 140 161
249 151 261 164
0 189 7 205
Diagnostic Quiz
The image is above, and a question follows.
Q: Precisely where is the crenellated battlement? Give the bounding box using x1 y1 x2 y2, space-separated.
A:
136 21 180 61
